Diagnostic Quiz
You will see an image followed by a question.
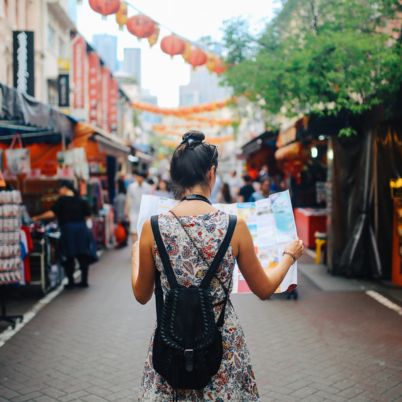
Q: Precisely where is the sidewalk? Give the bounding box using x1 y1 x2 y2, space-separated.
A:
0 247 401 401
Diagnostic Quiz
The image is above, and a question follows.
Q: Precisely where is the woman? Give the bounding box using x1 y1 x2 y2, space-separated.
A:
132 131 303 401
218 182 233 203
33 180 93 289
251 178 271 201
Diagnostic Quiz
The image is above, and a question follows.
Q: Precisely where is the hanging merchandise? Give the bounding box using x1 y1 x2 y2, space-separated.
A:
115 1 127 29
160 34 186 57
127 14 156 39
5 135 31 175
147 24 160 47
89 0 121 17
0 190 23 285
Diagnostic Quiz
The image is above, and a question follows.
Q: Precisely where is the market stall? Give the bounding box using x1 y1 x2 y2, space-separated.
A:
0 84 77 298
71 122 130 248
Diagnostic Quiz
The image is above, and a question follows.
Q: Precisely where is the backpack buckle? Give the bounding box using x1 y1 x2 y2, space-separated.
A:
184 349 194 372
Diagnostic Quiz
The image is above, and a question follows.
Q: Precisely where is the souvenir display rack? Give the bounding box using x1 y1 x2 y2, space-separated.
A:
0 189 23 328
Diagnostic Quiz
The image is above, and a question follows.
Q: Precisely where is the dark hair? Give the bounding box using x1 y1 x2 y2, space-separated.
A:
242 175 252 183
221 182 232 203
170 130 218 197
59 179 78 196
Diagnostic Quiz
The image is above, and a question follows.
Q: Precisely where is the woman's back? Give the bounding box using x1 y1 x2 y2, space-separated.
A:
140 210 260 401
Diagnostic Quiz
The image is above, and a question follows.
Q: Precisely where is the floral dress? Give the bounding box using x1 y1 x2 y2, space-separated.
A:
139 211 260 401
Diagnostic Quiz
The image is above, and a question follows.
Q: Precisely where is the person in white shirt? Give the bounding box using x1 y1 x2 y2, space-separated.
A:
125 173 152 243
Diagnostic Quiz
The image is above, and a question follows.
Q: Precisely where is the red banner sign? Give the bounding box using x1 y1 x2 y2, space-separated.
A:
72 36 86 109
108 78 118 133
100 67 110 131
87 51 100 125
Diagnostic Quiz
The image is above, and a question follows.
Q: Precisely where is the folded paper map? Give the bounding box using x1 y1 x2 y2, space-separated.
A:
137 190 298 293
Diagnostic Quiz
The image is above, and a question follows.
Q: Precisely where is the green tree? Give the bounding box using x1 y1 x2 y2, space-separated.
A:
222 0 402 132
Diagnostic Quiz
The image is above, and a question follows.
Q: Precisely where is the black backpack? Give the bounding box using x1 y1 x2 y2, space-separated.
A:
150 214 237 390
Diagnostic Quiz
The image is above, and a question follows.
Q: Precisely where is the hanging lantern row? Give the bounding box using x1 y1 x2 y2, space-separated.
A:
127 14 155 38
88 0 227 73
115 1 127 30
89 0 120 17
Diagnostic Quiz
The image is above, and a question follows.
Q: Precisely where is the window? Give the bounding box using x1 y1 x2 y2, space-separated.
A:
47 79 58 107
47 23 56 50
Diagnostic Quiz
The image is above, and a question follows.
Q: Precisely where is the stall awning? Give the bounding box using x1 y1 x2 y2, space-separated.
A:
94 133 130 157
0 83 75 144
241 130 278 157
71 122 130 158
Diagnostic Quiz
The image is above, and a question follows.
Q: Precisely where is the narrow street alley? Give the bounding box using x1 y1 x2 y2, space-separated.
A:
0 248 401 402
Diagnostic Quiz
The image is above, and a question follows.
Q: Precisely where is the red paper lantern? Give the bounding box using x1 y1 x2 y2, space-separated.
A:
160 34 186 57
89 0 120 17
127 15 156 39
187 48 207 68
213 59 227 74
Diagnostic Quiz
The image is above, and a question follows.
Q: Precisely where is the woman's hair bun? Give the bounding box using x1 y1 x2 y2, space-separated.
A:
181 130 205 145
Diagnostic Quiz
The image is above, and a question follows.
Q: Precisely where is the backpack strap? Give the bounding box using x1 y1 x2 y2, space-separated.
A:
150 215 179 289
200 214 237 289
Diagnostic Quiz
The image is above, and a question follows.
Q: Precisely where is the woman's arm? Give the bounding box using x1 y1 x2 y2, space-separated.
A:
132 219 155 304
32 210 56 222
232 218 303 300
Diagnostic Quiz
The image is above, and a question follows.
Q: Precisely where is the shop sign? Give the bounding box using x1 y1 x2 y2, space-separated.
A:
108 78 118 132
13 31 35 96
88 52 100 125
57 74 70 107
72 36 86 109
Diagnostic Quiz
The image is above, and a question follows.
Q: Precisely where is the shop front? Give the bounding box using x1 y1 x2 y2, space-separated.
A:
0 84 76 319
275 117 329 250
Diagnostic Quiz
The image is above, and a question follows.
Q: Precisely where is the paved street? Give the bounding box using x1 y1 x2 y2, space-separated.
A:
0 247 401 402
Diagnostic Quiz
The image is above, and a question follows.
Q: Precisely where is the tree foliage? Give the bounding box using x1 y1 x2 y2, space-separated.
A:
222 0 402 122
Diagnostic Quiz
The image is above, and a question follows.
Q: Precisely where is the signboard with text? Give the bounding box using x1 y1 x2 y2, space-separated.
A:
72 36 86 109
13 31 35 96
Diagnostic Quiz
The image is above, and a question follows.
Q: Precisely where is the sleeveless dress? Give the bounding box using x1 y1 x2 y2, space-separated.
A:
139 211 260 401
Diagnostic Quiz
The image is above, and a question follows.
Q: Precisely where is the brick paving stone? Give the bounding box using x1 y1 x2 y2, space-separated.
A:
0 248 401 402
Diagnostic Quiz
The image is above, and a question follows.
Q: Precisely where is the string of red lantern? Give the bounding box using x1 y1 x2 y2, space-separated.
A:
87 0 227 73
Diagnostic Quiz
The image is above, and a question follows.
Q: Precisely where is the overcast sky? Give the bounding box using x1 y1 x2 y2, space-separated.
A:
77 0 276 107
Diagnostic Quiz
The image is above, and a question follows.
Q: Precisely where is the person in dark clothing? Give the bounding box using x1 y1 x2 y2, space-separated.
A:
238 175 255 202
33 180 93 289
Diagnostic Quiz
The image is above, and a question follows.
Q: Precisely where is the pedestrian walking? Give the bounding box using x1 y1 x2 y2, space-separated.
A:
33 180 94 289
155 178 172 198
113 179 128 248
126 173 152 243
132 131 304 401
251 178 271 201
218 182 233 203
238 174 255 202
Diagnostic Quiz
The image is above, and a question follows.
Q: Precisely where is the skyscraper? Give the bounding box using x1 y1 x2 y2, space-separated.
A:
179 67 231 106
92 34 118 72
122 48 141 86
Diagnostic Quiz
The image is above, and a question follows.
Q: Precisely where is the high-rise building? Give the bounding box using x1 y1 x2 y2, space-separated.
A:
179 67 231 106
92 34 118 72
121 48 141 86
